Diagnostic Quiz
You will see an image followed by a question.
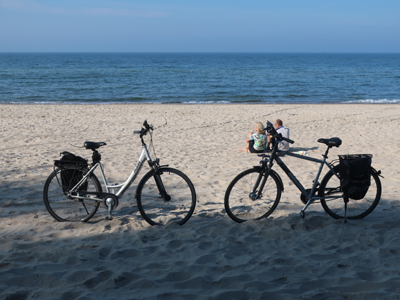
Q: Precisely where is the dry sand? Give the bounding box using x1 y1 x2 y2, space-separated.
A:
1 104 400 299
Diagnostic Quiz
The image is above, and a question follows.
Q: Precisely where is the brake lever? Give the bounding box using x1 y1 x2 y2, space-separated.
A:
143 120 150 130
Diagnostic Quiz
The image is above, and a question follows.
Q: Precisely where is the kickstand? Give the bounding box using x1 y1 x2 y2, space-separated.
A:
106 198 114 220
107 205 113 220
300 197 314 219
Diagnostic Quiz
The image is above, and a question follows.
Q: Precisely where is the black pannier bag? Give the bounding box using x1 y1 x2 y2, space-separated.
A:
339 154 372 200
54 151 88 194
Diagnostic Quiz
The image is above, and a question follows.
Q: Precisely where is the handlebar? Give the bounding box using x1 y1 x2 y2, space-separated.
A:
133 120 154 137
264 121 294 144
279 134 294 144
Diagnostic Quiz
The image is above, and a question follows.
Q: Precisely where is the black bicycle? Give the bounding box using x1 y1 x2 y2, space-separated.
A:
224 121 382 223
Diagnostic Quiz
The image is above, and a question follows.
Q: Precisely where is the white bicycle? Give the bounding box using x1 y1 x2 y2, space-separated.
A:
43 120 197 225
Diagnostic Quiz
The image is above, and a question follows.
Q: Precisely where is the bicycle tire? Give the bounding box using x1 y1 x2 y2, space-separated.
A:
43 168 102 222
224 168 281 223
319 165 382 219
136 167 196 226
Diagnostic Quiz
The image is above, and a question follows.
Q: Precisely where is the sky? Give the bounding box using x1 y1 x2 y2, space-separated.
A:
0 0 399 52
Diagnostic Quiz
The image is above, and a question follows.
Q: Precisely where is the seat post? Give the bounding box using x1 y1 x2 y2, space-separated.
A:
322 146 330 160
92 150 101 164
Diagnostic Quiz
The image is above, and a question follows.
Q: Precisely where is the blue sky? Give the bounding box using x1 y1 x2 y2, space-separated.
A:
1 0 399 52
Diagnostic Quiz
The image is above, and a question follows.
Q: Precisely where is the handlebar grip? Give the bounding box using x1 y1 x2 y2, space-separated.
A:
142 120 154 131
276 133 294 144
133 130 141 134
282 137 295 144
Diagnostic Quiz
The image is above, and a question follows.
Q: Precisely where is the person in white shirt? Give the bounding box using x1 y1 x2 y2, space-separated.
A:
267 119 290 152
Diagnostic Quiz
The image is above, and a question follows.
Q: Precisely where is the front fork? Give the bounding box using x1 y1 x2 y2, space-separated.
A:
250 158 273 200
149 160 171 202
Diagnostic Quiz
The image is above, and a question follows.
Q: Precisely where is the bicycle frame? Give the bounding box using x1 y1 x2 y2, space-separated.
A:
276 152 335 207
258 145 341 216
69 143 153 203
100 144 152 196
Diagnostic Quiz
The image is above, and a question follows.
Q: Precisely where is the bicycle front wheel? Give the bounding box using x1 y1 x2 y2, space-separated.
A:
43 168 102 222
319 165 382 219
136 167 196 226
224 168 281 223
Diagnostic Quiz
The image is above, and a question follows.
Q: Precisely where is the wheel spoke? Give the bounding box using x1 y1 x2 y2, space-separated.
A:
320 166 381 219
136 168 196 226
43 169 102 222
224 168 281 223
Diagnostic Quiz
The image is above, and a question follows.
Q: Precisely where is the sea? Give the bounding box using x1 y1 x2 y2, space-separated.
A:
0 53 399 104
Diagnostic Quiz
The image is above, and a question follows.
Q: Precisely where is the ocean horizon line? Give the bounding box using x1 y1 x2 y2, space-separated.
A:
1 51 400 54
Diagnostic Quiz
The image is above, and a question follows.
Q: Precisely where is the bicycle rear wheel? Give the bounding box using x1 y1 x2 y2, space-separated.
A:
224 168 281 223
319 165 382 219
43 168 102 222
136 167 196 226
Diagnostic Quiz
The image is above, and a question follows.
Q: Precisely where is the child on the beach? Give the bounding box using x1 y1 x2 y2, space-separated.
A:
239 122 267 153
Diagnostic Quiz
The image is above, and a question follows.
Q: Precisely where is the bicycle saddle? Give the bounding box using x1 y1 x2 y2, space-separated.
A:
317 137 342 148
84 141 107 150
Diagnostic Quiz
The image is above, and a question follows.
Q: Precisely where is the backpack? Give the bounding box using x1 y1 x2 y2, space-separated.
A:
339 154 372 200
54 152 88 194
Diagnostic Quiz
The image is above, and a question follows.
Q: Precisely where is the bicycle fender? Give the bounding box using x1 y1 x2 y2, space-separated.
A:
252 166 284 192
135 168 169 198
135 167 174 202
371 167 384 178
270 169 284 192
156 165 169 174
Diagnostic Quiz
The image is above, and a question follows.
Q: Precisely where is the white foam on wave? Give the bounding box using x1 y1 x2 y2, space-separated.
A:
346 99 400 104
183 100 232 104
5 98 400 105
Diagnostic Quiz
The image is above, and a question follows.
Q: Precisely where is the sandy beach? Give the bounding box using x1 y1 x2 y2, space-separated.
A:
1 103 400 299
